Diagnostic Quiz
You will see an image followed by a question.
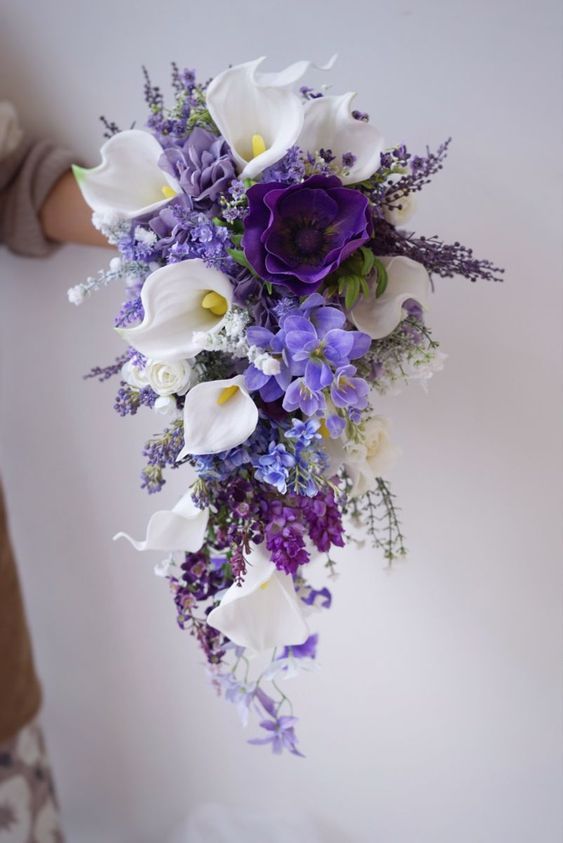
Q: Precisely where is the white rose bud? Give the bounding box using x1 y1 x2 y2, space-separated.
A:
145 359 193 397
121 359 149 389
153 395 178 415
345 416 400 497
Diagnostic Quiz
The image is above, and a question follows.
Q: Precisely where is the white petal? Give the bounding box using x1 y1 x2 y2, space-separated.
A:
177 375 258 458
206 57 335 180
73 129 179 217
117 259 233 361
207 543 309 652
350 256 431 339
299 93 384 184
113 489 208 552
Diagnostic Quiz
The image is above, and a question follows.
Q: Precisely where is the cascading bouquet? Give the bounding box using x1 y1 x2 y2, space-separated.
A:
69 57 502 756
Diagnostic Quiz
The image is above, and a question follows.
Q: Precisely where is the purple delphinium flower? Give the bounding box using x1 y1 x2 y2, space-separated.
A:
248 715 304 757
302 488 345 553
330 365 369 410
300 585 332 609
283 379 326 416
159 127 236 210
254 442 295 494
279 633 319 660
264 499 309 575
242 174 372 294
282 305 371 392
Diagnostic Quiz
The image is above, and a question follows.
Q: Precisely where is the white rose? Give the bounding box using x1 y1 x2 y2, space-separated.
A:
383 174 416 227
345 416 400 497
0 101 23 160
121 359 149 389
146 359 193 396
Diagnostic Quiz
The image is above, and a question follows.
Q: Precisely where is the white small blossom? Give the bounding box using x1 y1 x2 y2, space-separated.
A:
134 226 157 246
248 346 281 375
67 284 86 305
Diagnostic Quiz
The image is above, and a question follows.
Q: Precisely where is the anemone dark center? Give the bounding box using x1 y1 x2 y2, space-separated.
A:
294 226 325 256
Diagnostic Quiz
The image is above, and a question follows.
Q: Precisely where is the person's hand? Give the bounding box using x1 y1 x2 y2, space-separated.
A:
39 169 109 248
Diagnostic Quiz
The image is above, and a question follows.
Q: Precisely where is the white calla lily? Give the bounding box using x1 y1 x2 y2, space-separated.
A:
350 256 431 339
73 129 179 218
206 56 335 180
298 93 384 184
117 259 233 361
207 543 309 652
113 488 208 552
177 375 258 459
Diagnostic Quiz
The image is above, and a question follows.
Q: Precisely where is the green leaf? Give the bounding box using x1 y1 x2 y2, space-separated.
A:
359 247 376 276
344 275 361 310
227 247 253 272
359 276 370 298
229 233 243 247
373 258 388 297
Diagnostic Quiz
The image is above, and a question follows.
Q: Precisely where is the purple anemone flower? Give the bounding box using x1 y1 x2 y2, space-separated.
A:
242 174 372 294
159 127 236 208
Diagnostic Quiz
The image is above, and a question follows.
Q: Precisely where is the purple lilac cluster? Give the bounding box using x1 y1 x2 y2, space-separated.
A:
81 60 503 757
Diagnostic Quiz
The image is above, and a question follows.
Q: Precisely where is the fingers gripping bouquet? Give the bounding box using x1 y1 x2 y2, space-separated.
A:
70 58 502 756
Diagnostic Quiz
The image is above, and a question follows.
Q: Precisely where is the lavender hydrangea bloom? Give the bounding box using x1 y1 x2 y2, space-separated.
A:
242 175 372 294
159 127 236 208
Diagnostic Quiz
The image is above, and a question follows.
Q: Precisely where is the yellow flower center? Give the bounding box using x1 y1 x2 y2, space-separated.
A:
217 385 239 405
318 419 331 439
161 185 177 199
251 133 267 159
260 581 270 591
201 291 228 316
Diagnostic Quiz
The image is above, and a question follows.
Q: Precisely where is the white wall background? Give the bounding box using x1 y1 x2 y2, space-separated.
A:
1 1 562 841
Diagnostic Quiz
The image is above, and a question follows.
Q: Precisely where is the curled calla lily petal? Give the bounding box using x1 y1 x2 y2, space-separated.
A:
72 129 180 218
350 256 431 339
177 375 258 459
206 56 335 180
113 488 208 552
298 93 384 185
207 542 310 652
117 259 233 361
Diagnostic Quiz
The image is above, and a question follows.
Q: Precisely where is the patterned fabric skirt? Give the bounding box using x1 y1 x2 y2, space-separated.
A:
0 719 64 842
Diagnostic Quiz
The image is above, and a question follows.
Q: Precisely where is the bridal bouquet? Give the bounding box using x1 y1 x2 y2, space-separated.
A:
70 57 502 756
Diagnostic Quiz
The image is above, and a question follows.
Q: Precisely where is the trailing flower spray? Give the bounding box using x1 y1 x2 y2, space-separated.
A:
72 57 502 756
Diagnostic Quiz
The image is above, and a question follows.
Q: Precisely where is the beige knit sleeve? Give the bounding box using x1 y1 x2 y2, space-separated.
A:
0 102 76 257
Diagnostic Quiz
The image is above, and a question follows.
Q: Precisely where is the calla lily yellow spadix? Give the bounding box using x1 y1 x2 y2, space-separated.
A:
207 542 310 653
205 56 336 180
177 375 259 458
72 129 180 218
113 488 209 553
350 256 431 339
116 259 233 361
